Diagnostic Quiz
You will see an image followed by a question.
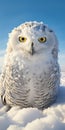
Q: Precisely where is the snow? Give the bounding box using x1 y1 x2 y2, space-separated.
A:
0 71 65 130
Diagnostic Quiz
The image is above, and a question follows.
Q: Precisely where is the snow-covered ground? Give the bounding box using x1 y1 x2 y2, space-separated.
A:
0 70 65 130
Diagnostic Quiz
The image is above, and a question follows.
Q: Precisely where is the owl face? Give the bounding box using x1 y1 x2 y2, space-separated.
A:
17 29 47 55
7 22 58 57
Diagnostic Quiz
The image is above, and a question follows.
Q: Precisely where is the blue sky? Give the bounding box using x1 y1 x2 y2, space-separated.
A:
0 0 65 68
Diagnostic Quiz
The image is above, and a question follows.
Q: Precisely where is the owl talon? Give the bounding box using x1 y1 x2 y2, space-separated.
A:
1 95 6 105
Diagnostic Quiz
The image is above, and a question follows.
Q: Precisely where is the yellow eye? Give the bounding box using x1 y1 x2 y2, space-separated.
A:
19 36 27 42
38 37 47 43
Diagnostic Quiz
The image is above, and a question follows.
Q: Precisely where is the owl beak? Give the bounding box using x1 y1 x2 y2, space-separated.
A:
30 42 34 55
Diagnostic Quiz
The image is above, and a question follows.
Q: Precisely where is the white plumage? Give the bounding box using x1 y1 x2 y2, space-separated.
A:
0 21 60 109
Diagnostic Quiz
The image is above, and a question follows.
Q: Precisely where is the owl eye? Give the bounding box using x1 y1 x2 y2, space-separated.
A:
38 37 47 43
19 36 27 42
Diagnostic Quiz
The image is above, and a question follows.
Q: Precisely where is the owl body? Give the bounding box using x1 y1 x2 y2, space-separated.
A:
0 21 60 109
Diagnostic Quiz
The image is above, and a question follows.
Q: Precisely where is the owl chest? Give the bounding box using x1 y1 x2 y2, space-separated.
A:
5 58 52 87
5 57 58 107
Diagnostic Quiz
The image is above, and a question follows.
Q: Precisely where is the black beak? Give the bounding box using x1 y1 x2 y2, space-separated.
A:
30 42 34 55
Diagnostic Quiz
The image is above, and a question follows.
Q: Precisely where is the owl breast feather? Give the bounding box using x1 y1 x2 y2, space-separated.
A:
4 54 60 109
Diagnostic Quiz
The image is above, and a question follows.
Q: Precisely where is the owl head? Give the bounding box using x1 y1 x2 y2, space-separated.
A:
6 21 58 58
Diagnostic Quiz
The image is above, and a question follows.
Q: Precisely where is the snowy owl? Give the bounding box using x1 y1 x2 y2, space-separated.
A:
0 21 60 110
